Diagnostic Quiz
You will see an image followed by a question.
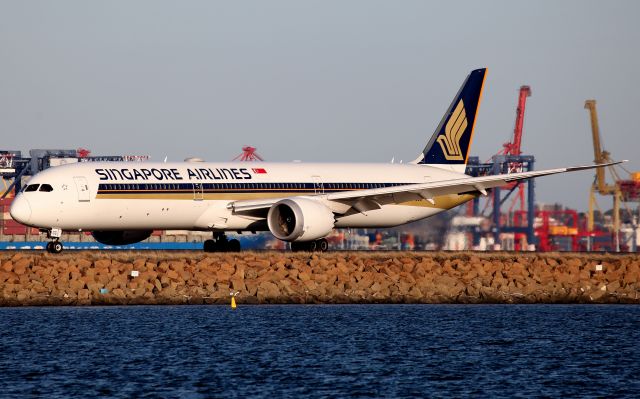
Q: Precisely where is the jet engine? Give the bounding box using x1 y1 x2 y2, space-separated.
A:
92 230 153 245
267 198 335 242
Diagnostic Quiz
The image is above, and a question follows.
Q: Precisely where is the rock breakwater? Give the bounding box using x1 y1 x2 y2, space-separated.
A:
1 251 639 305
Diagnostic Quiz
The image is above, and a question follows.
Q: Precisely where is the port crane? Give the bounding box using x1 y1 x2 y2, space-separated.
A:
232 146 264 162
501 86 531 159
496 85 532 211
585 100 639 251
465 85 536 250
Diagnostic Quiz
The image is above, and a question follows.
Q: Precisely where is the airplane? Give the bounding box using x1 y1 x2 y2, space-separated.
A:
10 68 619 253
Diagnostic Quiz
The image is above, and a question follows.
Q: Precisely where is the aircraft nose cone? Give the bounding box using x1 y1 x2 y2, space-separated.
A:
10 196 32 225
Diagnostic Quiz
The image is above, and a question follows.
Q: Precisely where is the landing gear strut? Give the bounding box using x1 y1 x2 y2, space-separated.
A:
45 228 64 254
290 238 329 252
203 232 241 253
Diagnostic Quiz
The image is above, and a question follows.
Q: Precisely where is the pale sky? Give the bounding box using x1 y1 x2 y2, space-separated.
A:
1 0 639 211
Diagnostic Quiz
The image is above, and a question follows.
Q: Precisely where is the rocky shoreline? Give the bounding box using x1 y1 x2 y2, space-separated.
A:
1 251 639 306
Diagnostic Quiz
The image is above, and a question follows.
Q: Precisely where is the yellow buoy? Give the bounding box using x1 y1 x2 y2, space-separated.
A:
231 296 237 309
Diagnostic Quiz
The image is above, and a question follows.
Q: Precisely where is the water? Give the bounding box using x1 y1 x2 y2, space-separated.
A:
1 305 638 398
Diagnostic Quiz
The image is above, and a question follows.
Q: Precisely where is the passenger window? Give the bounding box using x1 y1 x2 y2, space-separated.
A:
24 184 39 192
39 184 53 192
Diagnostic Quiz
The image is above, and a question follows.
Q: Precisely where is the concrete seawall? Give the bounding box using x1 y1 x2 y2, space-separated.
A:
1 251 639 305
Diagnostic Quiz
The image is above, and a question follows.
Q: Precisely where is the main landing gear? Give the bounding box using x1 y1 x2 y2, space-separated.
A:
45 228 64 254
290 238 329 252
203 232 241 253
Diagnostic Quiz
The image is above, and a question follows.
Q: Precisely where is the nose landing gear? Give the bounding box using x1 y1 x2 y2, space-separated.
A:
46 241 64 254
44 228 64 254
203 232 241 253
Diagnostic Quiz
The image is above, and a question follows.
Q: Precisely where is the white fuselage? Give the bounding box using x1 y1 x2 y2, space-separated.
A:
10 161 475 233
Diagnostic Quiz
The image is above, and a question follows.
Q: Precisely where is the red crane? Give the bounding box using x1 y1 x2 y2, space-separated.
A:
501 85 531 157
232 146 264 162
76 148 91 158
480 85 532 233
502 86 531 216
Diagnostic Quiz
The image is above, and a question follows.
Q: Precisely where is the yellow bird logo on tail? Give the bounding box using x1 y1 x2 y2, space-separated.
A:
436 100 467 160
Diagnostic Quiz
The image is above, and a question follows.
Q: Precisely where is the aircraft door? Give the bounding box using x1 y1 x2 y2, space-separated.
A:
193 183 204 201
312 176 324 194
73 176 91 202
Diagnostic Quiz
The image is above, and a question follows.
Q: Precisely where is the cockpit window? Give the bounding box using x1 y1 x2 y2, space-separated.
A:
24 184 39 192
39 184 54 192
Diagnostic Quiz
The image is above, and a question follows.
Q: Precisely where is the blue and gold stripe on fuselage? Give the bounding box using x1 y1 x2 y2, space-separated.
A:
95 182 411 200
95 182 478 209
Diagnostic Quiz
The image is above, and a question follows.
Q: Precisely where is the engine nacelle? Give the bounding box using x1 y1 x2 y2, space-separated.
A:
92 230 153 245
267 198 335 242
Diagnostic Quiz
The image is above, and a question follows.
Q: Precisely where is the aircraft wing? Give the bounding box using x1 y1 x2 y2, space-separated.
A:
227 161 622 214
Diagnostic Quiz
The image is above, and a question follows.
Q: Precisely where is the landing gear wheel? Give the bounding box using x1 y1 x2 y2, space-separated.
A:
47 241 63 254
317 238 329 252
290 242 309 252
52 242 63 254
203 239 216 253
227 239 241 252
291 240 328 252
204 233 241 253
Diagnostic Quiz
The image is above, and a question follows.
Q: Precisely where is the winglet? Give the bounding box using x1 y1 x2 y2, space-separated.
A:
565 160 625 172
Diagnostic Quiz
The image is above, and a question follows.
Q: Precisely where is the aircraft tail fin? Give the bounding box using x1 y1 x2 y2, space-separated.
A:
412 68 487 172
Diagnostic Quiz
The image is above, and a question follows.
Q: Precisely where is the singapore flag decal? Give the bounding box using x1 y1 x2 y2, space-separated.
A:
252 168 267 174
